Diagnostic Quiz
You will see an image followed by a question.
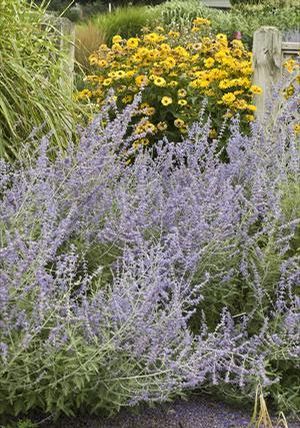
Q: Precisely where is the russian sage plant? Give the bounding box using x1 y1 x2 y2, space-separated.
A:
0 90 299 417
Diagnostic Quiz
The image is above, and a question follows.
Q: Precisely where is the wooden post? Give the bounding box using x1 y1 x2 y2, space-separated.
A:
56 17 75 96
252 26 282 121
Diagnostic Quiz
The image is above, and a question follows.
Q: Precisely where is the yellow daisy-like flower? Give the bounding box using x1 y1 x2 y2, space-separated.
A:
112 35 122 44
144 122 156 133
144 32 160 43
216 34 228 43
178 99 187 106
127 38 139 49
115 70 126 79
103 78 112 86
247 104 257 112
98 59 108 68
234 99 248 110
154 76 167 87
89 54 98 65
169 80 178 87
122 95 133 104
112 43 123 52
284 58 297 73
76 89 92 100
157 121 168 131
293 123 300 134
250 85 263 95
164 57 176 69
204 57 215 68
245 114 255 122
135 74 149 87
222 93 236 105
161 96 172 106
193 17 210 26
174 118 185 128
168 30 180 38
178 89 187 98
209 129 217 139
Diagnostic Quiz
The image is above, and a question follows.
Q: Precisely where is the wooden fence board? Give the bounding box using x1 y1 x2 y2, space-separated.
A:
201 0 231 9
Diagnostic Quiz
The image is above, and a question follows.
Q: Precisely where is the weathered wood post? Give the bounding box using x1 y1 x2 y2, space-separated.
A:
56 17 75 96
252 26 282 120
44 14 75 96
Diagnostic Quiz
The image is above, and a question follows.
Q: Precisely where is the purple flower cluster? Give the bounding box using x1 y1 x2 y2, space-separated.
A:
0 92 299 415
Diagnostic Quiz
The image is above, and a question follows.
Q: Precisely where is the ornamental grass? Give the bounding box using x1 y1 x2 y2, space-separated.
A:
0 0 80 160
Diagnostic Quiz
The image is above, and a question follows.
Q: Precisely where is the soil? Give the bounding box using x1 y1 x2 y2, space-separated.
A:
37 396 300 428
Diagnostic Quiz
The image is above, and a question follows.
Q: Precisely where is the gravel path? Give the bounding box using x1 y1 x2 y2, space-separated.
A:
39 396 300 428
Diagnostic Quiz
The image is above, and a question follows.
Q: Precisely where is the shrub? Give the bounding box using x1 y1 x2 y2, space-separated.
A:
91 6 159 45
153 0 300 48
0 83 299 416
78 20 259 149
0 0 80 160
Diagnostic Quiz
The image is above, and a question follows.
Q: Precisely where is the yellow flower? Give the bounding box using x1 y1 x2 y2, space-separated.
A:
117 85 127 93
160 43 172 53
98 59 108 67
174 118 185 128
204 57 215 68
103 78 112 86
161 96 172 106
209 129 217 138
112 35 122 44
193 17 210 26
247 104 257 112
234 99 248 110
144 122 156 133
115 70 126 79
164 57 176 69
89 54 98 65
144 107 155 116
294 123 300 134
127 38 139 49
169 80 178 87
250 85 263 95
192 43 202 51
126 70 136 78
122 95 133 103
168 30 180 38
245 114 255 122
157 121 168 131
284 85 295 98
216 34 228 43
222 93 236 105
144 32 160 43
284 59 297 73
178 89 187 98
112 43 123 52
178 99 187 106
76 89 92 100
135 75 149 87
154 76 167 87
99 44 109 51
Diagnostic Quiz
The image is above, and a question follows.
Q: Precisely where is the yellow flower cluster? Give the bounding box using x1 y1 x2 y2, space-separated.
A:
283 57 300 100
78 21 261 148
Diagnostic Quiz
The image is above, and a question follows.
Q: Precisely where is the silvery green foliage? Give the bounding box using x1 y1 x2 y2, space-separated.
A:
0 92 299 416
